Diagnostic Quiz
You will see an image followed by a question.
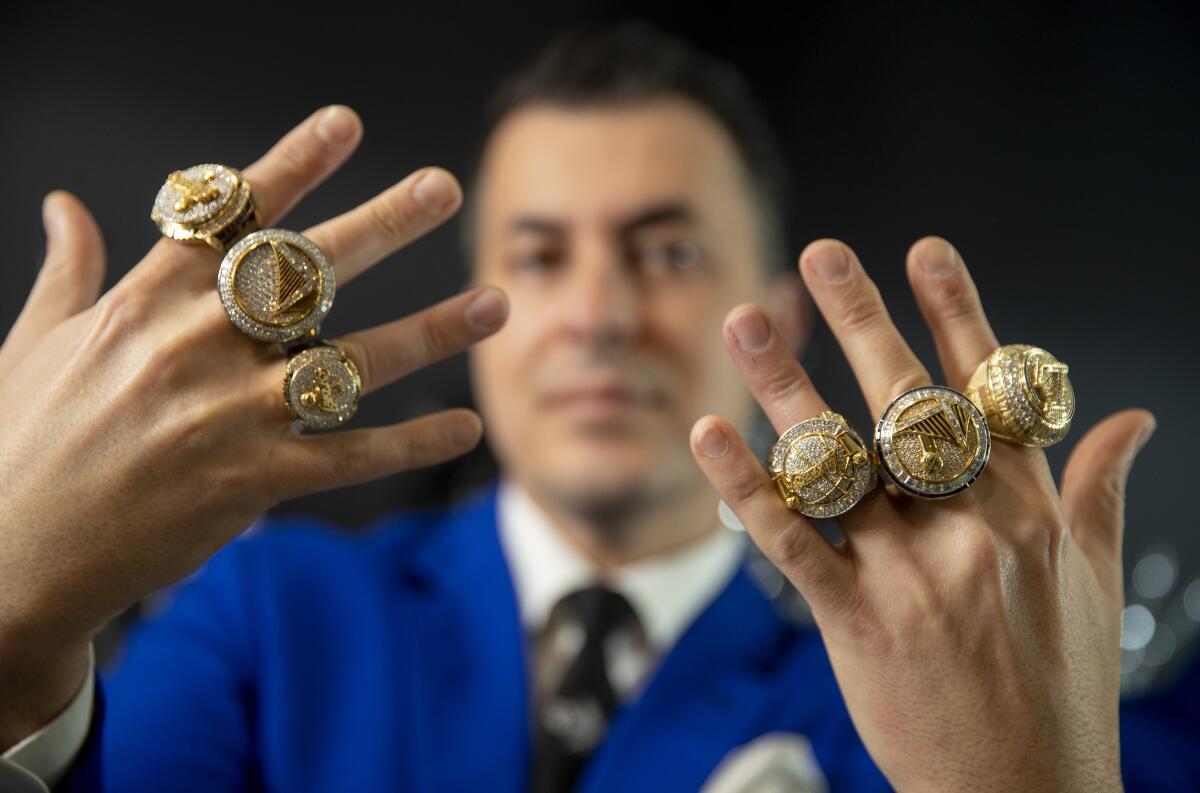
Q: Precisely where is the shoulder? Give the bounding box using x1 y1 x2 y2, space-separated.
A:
203 482 501 592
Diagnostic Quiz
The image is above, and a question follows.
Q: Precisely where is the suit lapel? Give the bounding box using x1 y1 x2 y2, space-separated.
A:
576 548 813 793
394 485 532 793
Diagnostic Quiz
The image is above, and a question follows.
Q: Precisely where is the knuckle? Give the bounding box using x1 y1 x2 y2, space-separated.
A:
723 464 769 506
883 369 930 401
367 191 419 241
758 359 814 405
932 277 982 325
838 287 888 334
415 314 450 360
84 288 146 351
276 135 321 179
769 522 818 569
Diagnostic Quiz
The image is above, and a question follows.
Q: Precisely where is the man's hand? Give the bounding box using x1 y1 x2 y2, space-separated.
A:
690 237 1150 792
0 105 508 748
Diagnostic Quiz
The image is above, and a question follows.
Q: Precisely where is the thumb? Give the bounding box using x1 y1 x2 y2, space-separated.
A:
1060 407 1156 596
2 191 107 365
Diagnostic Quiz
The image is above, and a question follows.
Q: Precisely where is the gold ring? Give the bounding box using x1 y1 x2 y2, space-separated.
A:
964 344 1074 447
768 411 878 518
218 228 335 344
874 385 990 499
283 340 362 430
151 163 260 254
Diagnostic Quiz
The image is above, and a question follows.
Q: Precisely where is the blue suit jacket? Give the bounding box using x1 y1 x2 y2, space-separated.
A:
58 483 1199 791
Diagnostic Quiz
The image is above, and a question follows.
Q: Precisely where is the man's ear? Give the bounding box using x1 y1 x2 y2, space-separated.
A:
764 271 813 357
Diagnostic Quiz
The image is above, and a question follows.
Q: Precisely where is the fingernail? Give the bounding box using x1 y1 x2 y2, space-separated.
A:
315 105 357 143
1135 418 1157 454
41 193 65 239
920 240 957 277
450 414 483 448
466 288 508 331
414 169 454 212
696 422 729 459
730 307 771 352
807 245 850 282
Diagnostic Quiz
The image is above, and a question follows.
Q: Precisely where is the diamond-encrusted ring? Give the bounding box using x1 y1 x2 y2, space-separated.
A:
874 385 991 500
963 344 1074 447
151 163 261 254
282 340 361 430
768 411 878 518
218 228 335 344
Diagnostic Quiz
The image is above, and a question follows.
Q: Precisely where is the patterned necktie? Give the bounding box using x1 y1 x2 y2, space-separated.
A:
530 584 645 793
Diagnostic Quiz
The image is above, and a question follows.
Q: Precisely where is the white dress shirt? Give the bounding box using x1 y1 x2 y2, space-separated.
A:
0 482 746 790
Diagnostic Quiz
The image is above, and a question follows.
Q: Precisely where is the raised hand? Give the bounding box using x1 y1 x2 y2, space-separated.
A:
0 106 507 747
690 237 1152 792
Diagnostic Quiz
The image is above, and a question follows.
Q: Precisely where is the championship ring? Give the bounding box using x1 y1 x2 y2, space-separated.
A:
218 228 335 344
283 341 362 430
151 163 260 254
964 344 1074 447
768 411 877 518
874 386 990 499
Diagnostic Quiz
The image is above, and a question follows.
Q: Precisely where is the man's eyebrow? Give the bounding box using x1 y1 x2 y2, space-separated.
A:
506 200 700 237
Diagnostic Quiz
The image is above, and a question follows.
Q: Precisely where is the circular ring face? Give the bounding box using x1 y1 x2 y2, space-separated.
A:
151 164 260 253
874 386 991 499
966 344 1074 447
283 343 361 430
768 411 878 518
218 229 335 343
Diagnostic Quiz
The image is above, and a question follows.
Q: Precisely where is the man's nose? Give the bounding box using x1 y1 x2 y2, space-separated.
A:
561 251 642 347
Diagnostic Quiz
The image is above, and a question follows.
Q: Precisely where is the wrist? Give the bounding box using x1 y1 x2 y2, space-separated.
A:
0 612 93 752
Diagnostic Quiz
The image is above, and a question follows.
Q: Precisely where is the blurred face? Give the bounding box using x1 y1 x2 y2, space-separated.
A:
469 99 769 517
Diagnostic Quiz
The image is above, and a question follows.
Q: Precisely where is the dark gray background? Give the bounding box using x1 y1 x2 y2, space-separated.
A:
2 2 1197 689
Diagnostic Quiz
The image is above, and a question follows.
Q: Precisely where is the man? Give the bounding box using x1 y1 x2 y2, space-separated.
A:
1 20 1196 793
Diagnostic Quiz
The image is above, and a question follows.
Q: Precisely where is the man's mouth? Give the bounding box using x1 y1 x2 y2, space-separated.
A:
540 379 667 418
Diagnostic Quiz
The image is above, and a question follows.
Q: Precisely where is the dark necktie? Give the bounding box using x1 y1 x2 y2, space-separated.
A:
530 584 643 793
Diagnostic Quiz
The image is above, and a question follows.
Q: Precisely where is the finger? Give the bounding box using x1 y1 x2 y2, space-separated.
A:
2 191 107 366
1060 408 1156 595
799 239 931 417
303 166 462 287
905 236 1000 388
690 415 857 619
724 303 830 433
278 408 484 497
334 286 508 398
241 104 364 227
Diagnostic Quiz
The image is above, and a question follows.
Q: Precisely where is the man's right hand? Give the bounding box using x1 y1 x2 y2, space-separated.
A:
0 105 508 749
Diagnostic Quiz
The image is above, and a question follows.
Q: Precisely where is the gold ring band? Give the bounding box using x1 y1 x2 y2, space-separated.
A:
964 344 1074 447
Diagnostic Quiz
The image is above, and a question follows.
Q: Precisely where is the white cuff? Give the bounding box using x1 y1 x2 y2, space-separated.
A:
0 643 95 792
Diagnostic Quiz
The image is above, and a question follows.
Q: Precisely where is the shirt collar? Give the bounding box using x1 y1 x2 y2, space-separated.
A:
496 478 747 652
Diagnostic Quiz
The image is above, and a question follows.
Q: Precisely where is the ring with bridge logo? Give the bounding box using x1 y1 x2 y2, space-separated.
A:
874 385 991 499
218 228 335 344
964 344 1074 447
151 163 260 254
768 411 878 518
283 340 361 430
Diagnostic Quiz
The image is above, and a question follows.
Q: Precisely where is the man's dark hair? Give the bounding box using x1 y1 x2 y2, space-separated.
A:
458 19 795 275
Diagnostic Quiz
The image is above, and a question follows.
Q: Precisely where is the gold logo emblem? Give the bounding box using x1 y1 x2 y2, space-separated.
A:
875 386 990 499
168 168 221 213
770 412 877 518
299 364 345 414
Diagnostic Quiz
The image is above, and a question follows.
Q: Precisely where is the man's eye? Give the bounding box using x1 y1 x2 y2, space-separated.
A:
513 251 561 273
638 240 702 273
